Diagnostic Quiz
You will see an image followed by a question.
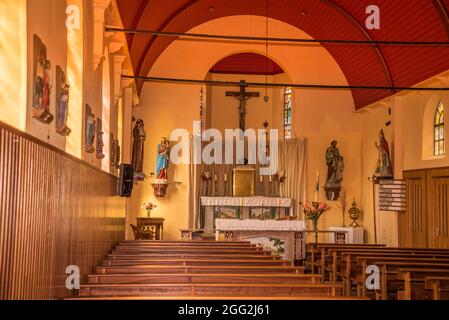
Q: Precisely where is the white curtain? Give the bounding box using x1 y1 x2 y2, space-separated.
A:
188 135 202 229
188 137 307 227
278 138 307 217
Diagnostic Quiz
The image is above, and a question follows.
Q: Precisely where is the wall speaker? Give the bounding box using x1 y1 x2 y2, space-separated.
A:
118 164 134 197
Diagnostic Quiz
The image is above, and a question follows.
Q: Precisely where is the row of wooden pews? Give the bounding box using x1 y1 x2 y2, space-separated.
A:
307 243 449 300
68 240 368 300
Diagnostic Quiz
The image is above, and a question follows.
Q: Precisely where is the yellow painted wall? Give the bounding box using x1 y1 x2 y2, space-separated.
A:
359 72 449 245
16 0 123 173
132 16 362 241
0 0 27 130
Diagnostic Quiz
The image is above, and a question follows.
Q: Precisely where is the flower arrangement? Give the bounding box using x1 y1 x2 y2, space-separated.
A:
303 201 330 243
142 202 157 217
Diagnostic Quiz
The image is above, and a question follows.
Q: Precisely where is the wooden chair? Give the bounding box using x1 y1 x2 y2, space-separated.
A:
130 224 140 240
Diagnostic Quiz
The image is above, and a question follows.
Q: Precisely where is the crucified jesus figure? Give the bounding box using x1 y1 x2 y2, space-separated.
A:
226 80 260 132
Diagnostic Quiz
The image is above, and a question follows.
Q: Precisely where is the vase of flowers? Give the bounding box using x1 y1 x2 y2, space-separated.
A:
142 202 157 218
303 201 330 243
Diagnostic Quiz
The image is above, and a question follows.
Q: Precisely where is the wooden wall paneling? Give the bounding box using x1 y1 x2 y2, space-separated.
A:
427 168 449 248
402 170 427 248
0 122 126 299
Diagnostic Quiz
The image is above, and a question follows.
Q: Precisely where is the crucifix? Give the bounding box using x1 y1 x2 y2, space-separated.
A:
226 80 260 132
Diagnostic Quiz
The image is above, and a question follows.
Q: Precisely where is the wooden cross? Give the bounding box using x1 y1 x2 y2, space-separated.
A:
226 80 260 132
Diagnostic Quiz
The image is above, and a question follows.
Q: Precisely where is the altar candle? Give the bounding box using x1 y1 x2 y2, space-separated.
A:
224 173 228 182
260 175 264 183
214 174 218 182
269 175 272 182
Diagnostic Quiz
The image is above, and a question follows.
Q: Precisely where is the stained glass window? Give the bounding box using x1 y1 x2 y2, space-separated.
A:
283 87 293 140
434 101 445 156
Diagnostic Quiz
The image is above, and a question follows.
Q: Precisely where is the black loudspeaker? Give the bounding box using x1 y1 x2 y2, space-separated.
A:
118 164 134 197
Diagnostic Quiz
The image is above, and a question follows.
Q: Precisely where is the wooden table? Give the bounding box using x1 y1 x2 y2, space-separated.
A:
136 218 165 240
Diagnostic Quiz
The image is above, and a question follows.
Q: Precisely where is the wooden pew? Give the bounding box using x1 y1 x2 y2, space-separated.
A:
325 248 449 286
307 244 386 275
395 269 449 300
75 240 370 300
87 273 321 285
119 240 251 245
78 283 344 298
92 265 304 276
341 252 449 295
425 276 449 300
360 261 449 299
101 258 292 267
111 248 267 255
107 253 282 261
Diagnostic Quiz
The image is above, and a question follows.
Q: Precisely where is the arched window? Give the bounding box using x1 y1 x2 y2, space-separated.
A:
283 87 293 140
434 101 445 156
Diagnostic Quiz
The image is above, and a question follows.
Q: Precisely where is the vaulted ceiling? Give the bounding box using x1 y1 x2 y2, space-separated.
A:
210 53 284 76
116 0 449 110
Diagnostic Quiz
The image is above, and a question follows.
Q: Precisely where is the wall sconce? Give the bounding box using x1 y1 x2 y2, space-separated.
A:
173 180 182 189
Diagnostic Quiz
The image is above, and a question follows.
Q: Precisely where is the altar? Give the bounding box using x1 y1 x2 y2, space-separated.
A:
215 219 306 261
199 196 294 233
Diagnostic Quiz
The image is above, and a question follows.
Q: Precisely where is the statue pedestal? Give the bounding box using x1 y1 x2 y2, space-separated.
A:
325 187 341 201
152 180 168 198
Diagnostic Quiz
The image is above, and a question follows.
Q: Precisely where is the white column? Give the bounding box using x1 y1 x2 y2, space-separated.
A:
93 0 111 70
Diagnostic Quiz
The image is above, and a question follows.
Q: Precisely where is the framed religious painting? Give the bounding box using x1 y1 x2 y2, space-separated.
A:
249 207 275 220
214 206 240 220
55 65 71 136
32 34 54 124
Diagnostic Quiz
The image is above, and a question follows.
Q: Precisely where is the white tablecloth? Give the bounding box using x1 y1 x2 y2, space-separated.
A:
200 196 292 208
215 219 305 231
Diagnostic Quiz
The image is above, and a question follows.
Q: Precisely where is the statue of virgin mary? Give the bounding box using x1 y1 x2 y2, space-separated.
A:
156 138 170 180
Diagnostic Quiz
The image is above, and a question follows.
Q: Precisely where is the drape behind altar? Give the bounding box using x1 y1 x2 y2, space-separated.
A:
188 137 307 229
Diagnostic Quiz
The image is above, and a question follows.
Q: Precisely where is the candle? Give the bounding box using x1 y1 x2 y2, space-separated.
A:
269 175 272 182
260 176 264 183
224 173 228 182
214 174 218 182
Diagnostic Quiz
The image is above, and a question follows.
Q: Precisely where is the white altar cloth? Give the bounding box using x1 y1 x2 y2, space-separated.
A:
200 196 292 208
215 219 305 231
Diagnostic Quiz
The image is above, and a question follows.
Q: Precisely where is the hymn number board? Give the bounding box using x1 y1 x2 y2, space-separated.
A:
379 179 406 212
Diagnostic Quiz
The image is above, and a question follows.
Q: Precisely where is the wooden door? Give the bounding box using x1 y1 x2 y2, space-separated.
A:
427 168 449 248
402 170 427 247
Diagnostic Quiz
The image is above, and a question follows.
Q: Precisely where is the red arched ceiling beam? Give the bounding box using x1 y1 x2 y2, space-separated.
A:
134 0 199 77
322 0 395 94
432 0 449 38
133 1 389 93
125 0 151 47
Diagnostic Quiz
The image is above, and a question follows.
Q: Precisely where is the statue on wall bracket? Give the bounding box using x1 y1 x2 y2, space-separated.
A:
32 35 54 124
132 119 146 180
151 137 170 198
84 104 96 153
55 66 71 136
324 140 344 201
110 133 121 169
96 117 105 160
374 129 393 179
